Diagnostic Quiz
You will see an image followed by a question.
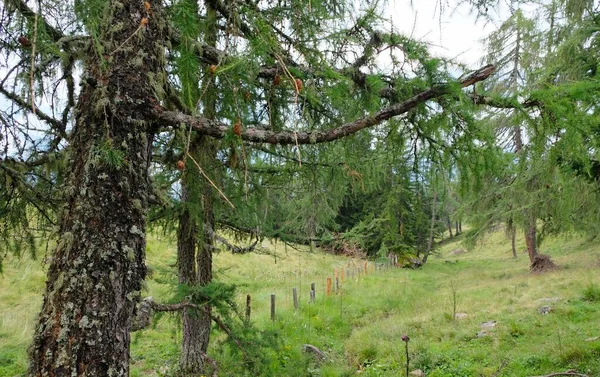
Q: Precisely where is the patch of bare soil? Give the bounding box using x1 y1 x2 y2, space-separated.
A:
449 248 466 256
530 254 558 273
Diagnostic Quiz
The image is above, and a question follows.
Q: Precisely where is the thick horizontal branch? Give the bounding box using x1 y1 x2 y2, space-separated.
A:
157 65 496 145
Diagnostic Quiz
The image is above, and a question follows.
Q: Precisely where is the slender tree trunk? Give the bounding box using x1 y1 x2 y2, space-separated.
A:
525 227 537 262
423 192 437 264
447 217 453 238
524 215 538 263
178 3 218 372
28 1 165 374
178 175 208 373
511 223 517 259
178 137 216 374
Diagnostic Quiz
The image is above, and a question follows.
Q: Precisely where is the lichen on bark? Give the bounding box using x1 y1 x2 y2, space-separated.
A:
28 0 166 375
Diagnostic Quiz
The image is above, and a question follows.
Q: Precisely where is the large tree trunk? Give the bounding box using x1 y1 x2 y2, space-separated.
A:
28 1 165 375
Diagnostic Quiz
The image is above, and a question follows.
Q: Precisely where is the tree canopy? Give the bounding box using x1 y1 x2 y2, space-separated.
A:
5 0 600 374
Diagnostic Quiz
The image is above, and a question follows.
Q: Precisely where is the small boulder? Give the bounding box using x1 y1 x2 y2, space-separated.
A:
480 320 497 328
454 312 468 320
537 306 552 315
409 369 425 377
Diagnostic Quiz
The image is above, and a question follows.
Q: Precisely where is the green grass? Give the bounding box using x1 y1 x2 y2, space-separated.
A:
1 229 600 376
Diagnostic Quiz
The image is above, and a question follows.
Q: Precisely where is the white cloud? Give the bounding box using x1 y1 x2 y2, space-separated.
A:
387 0 498 66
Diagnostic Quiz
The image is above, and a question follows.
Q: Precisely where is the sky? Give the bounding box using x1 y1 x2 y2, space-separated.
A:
387 0 500 67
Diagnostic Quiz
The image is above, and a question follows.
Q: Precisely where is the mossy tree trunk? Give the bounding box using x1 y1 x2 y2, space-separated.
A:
28 0 165 375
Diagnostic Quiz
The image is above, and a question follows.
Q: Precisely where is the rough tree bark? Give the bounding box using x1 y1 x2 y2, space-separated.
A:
28 0 165 375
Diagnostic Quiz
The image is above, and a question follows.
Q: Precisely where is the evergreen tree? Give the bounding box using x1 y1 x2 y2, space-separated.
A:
0 0 497 374
466 0 600 269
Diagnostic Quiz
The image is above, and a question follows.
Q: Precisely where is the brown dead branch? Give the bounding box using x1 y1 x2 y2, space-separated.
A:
529 371 589 377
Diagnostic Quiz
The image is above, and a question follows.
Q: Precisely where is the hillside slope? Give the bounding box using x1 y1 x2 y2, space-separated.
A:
1 230 599 376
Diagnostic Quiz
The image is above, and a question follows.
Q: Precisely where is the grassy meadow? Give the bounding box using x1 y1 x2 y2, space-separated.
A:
1 229 600 376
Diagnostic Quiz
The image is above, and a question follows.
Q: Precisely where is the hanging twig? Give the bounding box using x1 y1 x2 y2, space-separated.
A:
30 0 39 115
146 298 245 352
187 153 235 209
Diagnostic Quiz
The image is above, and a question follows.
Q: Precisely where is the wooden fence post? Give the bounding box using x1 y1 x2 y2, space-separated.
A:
245 294 251 324
293 287 298 310
341 268 345 282
270 294 276 321
310 282 316 302
326 277 332 296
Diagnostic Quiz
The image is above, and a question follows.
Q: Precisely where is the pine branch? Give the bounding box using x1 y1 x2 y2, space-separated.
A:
213 233 259 254
471 94 541 109
5 0 64 42
141 298 246 352
156 65 496 145
251 145 343 168
204 0 254 38
0 83 66 136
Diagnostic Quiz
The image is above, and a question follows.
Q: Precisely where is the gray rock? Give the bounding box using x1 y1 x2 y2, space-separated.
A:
538 306 552 315
480 320 497 328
